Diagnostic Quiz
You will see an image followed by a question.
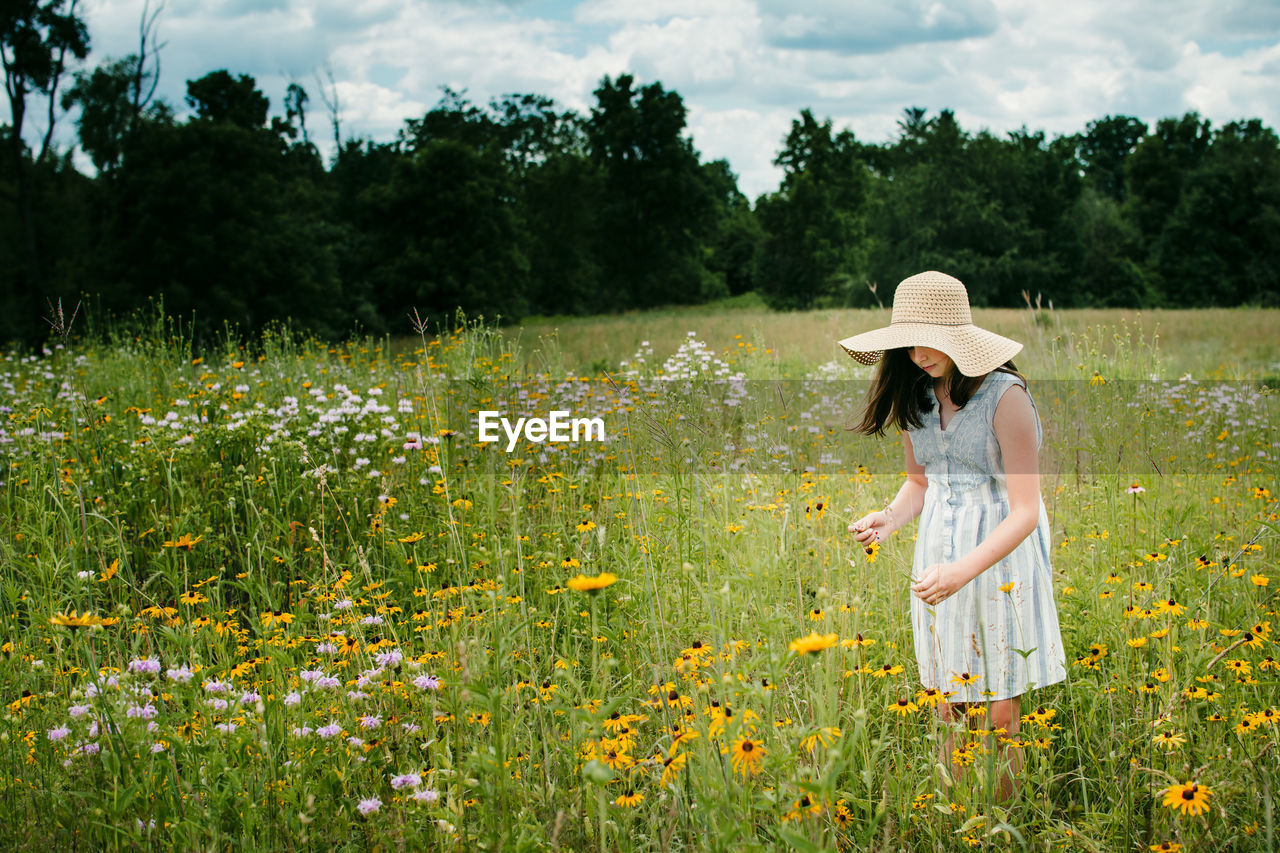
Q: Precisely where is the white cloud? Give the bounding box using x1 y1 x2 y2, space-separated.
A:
575 0 752 26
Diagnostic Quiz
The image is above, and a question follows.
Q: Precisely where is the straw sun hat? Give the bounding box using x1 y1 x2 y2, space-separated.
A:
837 271 1022 377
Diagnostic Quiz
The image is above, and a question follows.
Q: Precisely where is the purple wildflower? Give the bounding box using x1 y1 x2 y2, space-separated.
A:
390 773 421 790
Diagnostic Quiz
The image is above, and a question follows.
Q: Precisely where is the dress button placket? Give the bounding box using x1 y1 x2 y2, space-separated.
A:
940 424 954 563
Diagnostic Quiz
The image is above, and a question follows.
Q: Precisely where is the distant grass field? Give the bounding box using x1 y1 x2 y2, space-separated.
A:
513 301 1280 381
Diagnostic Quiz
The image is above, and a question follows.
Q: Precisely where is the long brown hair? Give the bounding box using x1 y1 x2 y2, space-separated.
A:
855 349 1022 436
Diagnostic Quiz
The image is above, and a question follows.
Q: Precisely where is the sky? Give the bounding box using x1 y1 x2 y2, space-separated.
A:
50 0 1280 198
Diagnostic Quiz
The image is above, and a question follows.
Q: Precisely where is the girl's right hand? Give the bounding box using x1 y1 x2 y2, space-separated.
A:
849 511 890 543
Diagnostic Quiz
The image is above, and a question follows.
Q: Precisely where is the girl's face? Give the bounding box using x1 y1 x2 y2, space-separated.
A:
907 346 954 380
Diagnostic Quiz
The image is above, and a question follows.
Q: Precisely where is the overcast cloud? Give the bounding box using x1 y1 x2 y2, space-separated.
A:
51 0 1280 198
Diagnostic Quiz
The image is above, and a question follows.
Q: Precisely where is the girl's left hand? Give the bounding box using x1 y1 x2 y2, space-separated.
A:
911 562 970 605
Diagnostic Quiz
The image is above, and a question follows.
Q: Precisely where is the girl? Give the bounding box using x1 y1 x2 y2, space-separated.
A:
840 271 1066 800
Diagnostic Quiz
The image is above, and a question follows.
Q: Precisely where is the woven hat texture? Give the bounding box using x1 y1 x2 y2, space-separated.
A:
837 271 1022 377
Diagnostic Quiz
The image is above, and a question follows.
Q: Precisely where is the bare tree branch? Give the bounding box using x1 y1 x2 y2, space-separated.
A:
315 64 342 156
135 0 166 121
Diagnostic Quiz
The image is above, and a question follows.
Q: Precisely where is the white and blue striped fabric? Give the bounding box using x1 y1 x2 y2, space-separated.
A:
906 371 1067 703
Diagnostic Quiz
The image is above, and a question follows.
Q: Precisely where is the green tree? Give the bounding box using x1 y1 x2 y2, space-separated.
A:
864 110 1082 306
1125 112 1212 248
356 138 529 327
1067 188 1154 306
185 69 269 129
1 0 89 339
586 74 717 308
755 109 867 309
1150 119 1280 305
62 53 166 175
701 158 760 297
98 74 344 338
1079 115 1147 201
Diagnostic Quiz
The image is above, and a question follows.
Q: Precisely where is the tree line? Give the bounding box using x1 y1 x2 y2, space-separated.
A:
2 2 1278 344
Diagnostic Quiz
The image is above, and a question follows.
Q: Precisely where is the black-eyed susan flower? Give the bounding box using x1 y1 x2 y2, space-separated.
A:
1151 730 1186 751
599 741 633 770
260 610 294 628
799 726 841 752
49 611 119 629
950 672 980 686
657 747 687 787
888 698 918 716
1223 659 1251 676
1161 781 1211 817
614 791 642 808
729 736 764 776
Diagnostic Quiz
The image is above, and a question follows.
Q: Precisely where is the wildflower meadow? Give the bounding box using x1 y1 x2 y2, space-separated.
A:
0 309 1276 851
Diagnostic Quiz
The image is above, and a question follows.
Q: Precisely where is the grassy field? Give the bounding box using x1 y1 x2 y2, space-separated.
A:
513 301 1280 381
0 307 1277 850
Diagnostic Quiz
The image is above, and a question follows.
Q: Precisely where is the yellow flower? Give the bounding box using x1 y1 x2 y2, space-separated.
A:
888 698 918 716
998 581 1014 593
49 611 119 629
1224 659 1251 676
1251 575 1269 587
576 520 596 533
729 736 764 777
950 672 981 686
163 533 204 550
1161 781 1211 816
97 559 119 582
789 632 837 655
614 791 643 808
179 591 207 606
397 532 425 544
1151 730 1185 751
566 573 618 594
260 610 294 628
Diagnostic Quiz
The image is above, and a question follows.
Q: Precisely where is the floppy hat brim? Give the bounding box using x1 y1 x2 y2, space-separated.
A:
838 322 1022 377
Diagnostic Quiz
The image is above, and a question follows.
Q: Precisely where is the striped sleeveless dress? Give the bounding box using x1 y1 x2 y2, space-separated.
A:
906 371 1067 703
